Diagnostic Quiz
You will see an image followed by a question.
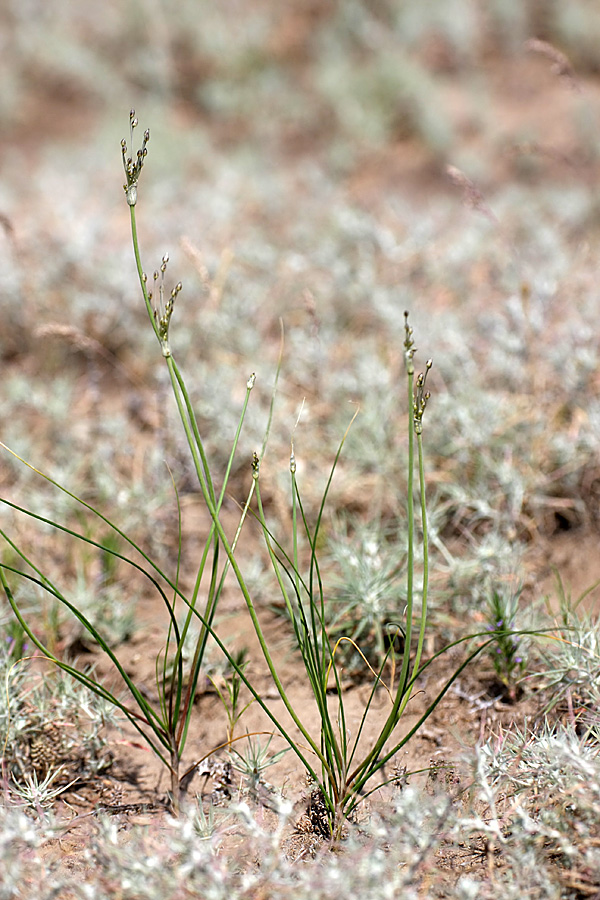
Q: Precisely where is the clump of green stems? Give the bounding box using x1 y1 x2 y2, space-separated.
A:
243 308 509 839
242 316 441 838
0 111 503 830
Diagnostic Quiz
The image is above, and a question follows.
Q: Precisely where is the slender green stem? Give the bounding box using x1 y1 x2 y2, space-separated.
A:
411 430 429 678
254 480 331 767
398 359 415 700
130 205 160 341
170 358 217 506
165 474 184 731
355 359 416 780
177 358 278 750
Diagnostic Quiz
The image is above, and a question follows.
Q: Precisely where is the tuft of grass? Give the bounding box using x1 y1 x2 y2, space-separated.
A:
1 111 508 834
237 307 503 839
119 111 479 837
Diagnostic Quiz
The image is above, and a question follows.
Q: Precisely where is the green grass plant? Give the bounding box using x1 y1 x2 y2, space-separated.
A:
1 110 513 833
119 111 500 835
237 311 477 839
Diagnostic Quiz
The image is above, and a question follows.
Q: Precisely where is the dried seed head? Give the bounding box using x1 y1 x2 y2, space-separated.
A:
252 452 260 479
154 270 182 343
413 359 433 434
122 109 150 206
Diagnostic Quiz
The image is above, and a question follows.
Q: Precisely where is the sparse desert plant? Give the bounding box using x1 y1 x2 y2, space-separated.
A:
320 516 408 678
533 573 600 722
228 733 288 803
8 765 77 813
0 642 116 810
463 721 600 897
1 111 505 835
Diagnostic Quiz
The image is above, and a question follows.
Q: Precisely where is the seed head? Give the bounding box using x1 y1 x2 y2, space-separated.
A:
413 359 433 434
122 108 149 206
151 253 183 344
